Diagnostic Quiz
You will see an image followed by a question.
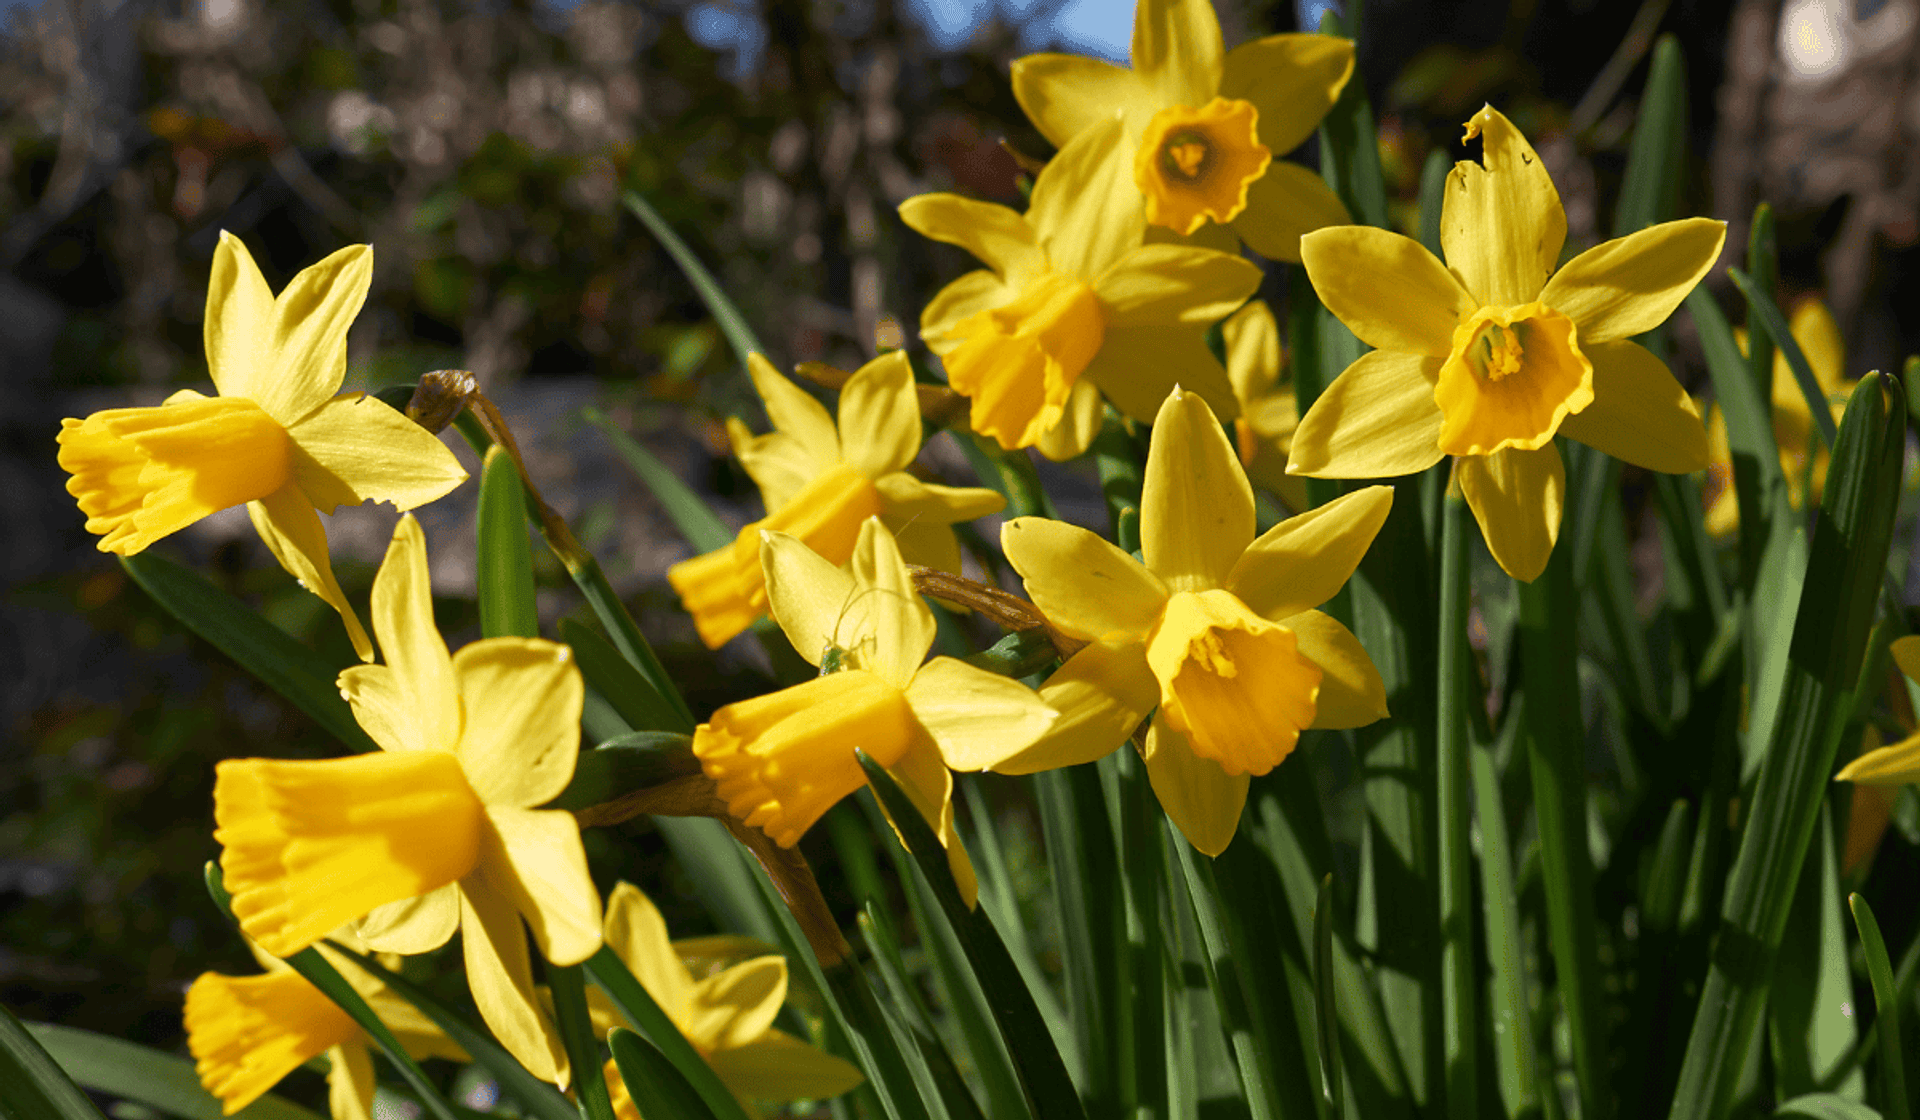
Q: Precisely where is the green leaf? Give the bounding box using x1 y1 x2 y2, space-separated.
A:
120 551 377 754
1435 491 1478 1120
607 1028 721 1120
477 444 540 640
1032 765 1116 1108
0 1004 110 1120
559 618 691 734
549 963 616 1120
1770 812 1863 1099
544 730 699 811
1312 874 1344 1119
1776 1094 1885 1120
582 407 733 555
1613 33 1687 236
1471 741 1543 1118
1850 893 1910 1120
25 1022 323 1120
583 947 753 1120
856 903 990 1120
622 190 766 371
1314 13 1388 229
1416 150 1449 258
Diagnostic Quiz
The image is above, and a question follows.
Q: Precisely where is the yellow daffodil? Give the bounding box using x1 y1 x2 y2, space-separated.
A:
1222 299 1309 511
976 387 1390 856
1702 298 1857 536
1010 0 1354 260
57 233 466 660
694 518 1055 905
1288 106 1726 581
1836 637 1920 786
212 514 599 1086
900 117 1261 458
185 934 464 1120
587 882 862 1119
670 351 1004 648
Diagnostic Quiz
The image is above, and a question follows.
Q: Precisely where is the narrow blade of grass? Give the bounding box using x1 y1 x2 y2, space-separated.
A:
549 963 616 1120
584 946 754 1120
0 1005 110 1120
607 1028 722 1120
583 406 733 554
477 443 539 639
1729 266 1838 452
23 1022 323 1120
1850 893 1910 1120
622 189 765 369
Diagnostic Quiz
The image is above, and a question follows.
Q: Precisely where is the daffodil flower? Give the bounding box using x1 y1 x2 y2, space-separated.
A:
900 117 1261 458
212 514 599 1085
185 935 464 1120
693 518 1055 904
586 882 862 1119
1702 298 1857 536
1288 106 1727 581
1010 0 1355 260
1222 299 1309 512
1835 637 1920 786
57 234 467 660
977 387 1390 856
670 351 1004 648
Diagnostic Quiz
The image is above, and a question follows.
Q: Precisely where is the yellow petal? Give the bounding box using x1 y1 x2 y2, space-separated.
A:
745 353 840 467
1227 485 1393 620
684 956 786 1052
988 639 1160 775
1131 0 1223 107
603 881 697 1019
367 515 461 746
249 483 373 662
695 671 920 847
1892 635 1920 684
483 805 603 966
259 243 375 426
891 519 965 577
1082 323 1238 429
732 425 815 512
896 194 1044 283
920 270 1012 346
214 751 484 957
1220 33 1354 156
185 967 361 1115
59 395 293 555
707 1028 865 1102
838 351 921 479
874 472 1006 525
1144 589 1320 776
1300 226 1474 357
1227 159 1351 264
1035 377 1105 461
1539 217 1726 344
1456 444 1565 582
761 528 859 669
204 232 277 405
1442 106 1564 307
460 877 569 1087
451 637 583 807
1434 302 1593 456
1836 732 1920 786
1142 387 1253 593
904 656 1057 770
849 518 936 689
1094 244 1263 325
286 392 467 515
1791 299 1848 393
1286 350 1446 478
1132 98 1271 235
1144 717 1248 856
355 884 460 955
1002 516 1167 641
881 738 978 908
943 270 1107 451
1224 299 1281 406
1028 117 1147 279
363 982 470 1065
327 1043 378 1120
1556 339 1709 473
1010 52 1155 147
1286 609 1389 728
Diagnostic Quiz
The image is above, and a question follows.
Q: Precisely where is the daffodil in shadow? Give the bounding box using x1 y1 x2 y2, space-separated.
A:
585 882 862 1119
693 518 1054 905
669 351 1003 648
1288 105 1726 581
977 386 1390 856
185 932 465 1120
1222 299 1309 512
57 233 466 659
1702 298 1859 536
212 514 599 1086
901 117 1261 459
1836 637 1920 787
1010 0 1354 261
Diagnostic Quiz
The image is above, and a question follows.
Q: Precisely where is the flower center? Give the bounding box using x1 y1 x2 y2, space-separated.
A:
1433 301 1595 457
1144 589 1321 777
944 271 1107 451
185 967 361 1114
1132 98 1273 236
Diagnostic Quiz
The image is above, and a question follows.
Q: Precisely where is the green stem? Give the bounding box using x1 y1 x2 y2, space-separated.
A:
549 963 616 1120
1436 492 1478 1120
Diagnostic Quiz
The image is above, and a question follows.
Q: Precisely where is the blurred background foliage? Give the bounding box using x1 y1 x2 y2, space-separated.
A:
7 0 1920 1073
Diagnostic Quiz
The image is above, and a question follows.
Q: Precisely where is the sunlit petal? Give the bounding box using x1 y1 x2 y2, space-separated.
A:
1442 106 1564 307
1286 350 1446 478
881 738 978 908
1144 717 1248 856
204 232 277 406
1082 323 1238 429
1228 160 1351 264
1010 52 1155 146
904 656 1056 771
1456 444 1565 582
1556 339 1708 473
1540 218 1725 344
1286 609 1389 728
1220 33 1354 156
1227 485 1393 620
1095 243 1262 325
987 639 1160 775
460 877 568 1086
684 956 786 1052
896 194 1044 283
483 805 603 967
1300 226 1473 357
355 885 460 955
1002 516 1167 642
1131 0 1223 107
286 392 466 515
849 518 937 690
1836 731 1920 786
1142 387 1253 593
262 243 374 426
837 352 921 478
452 638 583 807
745 354 841 468
603 881 696 1019
366 515 460 745
761 529 859 669
1028 118 1147 279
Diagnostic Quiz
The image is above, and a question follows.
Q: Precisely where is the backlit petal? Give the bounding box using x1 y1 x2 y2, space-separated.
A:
1836 732 1920 786
1224 299 1280 405
1300 226 1473 356
356 885 460 955
1892 635 1920 684
761 529 859 669
249 484 373 662
1132 0 1223 107
1028 118 1147 279
837 351 921 478
706 1029 865 1102
684 956 786 1052
882 738 978 908
483 805 603 967
1286 609 1389 728
1227 485 1393 620
261 244 374 426
731 424 815 512
1220 33 1354 156
460 877 568 1087
603 882 696 1019
874 472 1006 525
286 393 466 515
1144 717 1248 856
1286 350 1446 478
1228 160 1351 264
1035 377 1105 461
850 518 937 690
1082 323 1238 428
1442 106 1564 307
1142 387 1253 593
327 1043 378 1120
1094 244 1262 325
896 194 1044 283
1002 516 1168 642
205 233 278 407
1539 217 1725 344
1456 444 1565 582
745 354 841 468
1556 339 1708 473
904 656 1056 771
1010 53 1155 146
452 638 582 807
367 515 460 746
988 639 1159 775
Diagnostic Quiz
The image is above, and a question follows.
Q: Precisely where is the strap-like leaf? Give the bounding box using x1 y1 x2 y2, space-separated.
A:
23 1022 322 1120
